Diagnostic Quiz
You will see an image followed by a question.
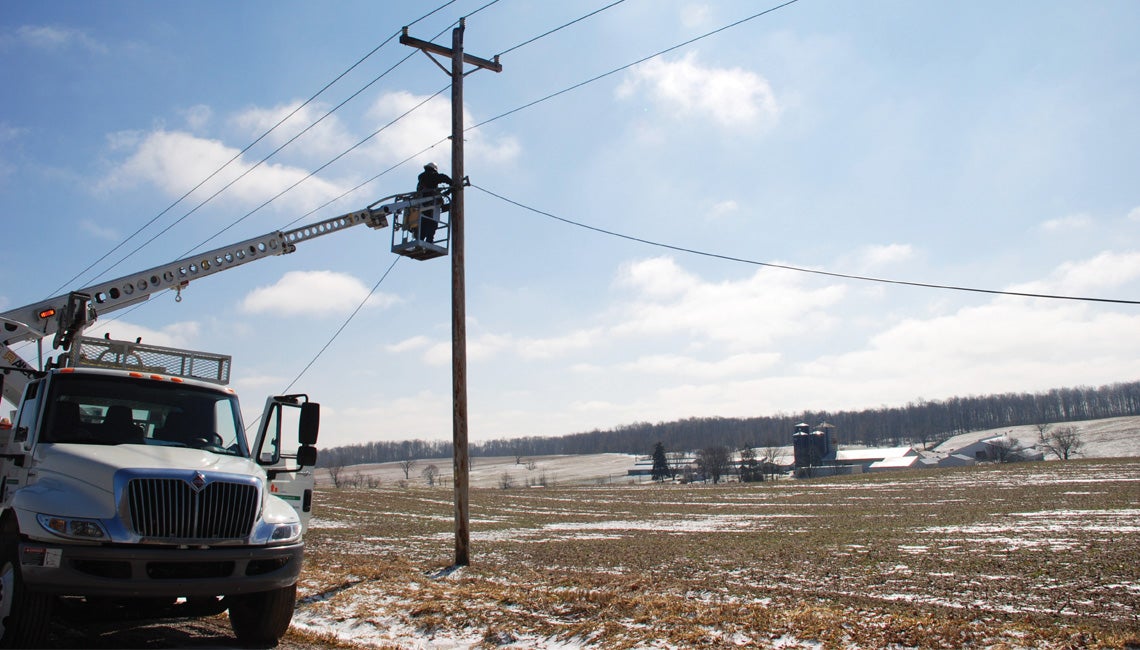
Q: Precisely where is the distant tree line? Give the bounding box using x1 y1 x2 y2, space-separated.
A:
317 381 1140 469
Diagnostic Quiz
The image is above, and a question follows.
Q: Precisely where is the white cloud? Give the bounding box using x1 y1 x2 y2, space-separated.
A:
1041 213 1092 232
1127 207 1140 222
325 394 451 443
1009 250 1140 296
15 25 106 53
230 100 355 160
617 52 779 128
79 219 118 241
858 243 915 268
241 270 398 316
101 130 346 211
386 336 432 353
423 340 452 366
705 200 739 220
794 298 1140 408
619 351 780 380
680 4 712 28
232 373 287 393
517 328 604 360
610 256 844 348
180 105 213 132
363 91 519 168
86 319 200 348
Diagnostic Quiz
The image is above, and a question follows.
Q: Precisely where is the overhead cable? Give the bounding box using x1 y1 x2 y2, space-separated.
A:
496 0 629 57
177 85 451 256
246 255 403 433
471 184 1140 306
471 0 802 131
66 0 462 291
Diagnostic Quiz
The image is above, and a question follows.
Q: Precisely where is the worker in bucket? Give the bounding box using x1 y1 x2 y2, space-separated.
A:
416 162 452 242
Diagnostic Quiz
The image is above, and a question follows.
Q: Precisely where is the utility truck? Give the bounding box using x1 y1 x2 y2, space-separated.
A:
0 190 449 647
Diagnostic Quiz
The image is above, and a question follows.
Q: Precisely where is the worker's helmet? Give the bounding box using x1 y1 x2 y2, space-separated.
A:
425 162 438 171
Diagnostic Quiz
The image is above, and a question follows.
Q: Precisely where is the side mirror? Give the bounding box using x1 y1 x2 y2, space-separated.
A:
299 402 319 446
297 445 318 468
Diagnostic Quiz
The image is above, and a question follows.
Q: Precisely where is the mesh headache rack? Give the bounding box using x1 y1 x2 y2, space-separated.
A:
69 336 232 385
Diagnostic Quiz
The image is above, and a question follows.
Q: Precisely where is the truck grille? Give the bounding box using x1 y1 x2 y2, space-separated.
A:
126 477 259 541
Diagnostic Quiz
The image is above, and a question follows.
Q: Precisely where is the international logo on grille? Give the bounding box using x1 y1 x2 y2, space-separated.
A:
190 471 207 491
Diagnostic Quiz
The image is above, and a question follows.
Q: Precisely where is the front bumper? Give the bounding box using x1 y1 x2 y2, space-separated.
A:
19 540 303 598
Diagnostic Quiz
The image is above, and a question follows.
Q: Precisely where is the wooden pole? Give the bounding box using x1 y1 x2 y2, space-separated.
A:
449 19 470 568
400 17 500 570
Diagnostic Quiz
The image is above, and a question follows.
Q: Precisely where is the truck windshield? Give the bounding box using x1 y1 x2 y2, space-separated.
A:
41 373 248 457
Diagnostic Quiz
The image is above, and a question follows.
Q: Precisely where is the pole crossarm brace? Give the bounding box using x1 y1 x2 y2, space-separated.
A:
400 26 503 74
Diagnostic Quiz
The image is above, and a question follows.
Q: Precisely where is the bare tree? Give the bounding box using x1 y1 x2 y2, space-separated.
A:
696 445 731 484
760 439 782 481
739 446 761 482
499 471 514 490
1040 425 1084 461
326 461 346 488
986 436 1025 463
421 463 440 486
667 451 688 478
399 457 418 480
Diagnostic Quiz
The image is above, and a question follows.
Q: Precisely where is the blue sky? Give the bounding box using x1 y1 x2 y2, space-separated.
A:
2 1 1139 448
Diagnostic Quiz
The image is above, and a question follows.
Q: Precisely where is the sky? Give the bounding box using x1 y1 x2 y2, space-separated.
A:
2 0 1139 449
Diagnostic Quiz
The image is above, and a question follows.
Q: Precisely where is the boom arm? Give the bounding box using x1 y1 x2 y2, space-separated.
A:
0 193 432 407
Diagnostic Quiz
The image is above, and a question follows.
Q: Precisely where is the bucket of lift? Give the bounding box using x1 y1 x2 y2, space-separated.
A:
391 192 450 261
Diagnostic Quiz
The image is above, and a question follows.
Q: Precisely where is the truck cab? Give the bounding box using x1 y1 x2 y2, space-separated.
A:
0 337 319 647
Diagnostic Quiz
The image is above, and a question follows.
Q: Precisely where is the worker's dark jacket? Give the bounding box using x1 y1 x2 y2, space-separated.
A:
417 169 452 195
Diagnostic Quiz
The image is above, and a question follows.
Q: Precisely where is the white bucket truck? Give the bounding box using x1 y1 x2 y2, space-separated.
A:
0 193 447 646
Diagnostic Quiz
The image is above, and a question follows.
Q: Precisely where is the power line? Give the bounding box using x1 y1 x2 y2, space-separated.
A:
281 256 402 395
245 255 403 433
496 0 629 57
172 22 467 256
471 184 1140 306
183 85 452 255
471 0 802 131
64 1 463 292
95 0 642 274
276 0 638 230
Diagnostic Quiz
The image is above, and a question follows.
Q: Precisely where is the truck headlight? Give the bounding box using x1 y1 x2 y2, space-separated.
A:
37 514 108 540
269 522 302 544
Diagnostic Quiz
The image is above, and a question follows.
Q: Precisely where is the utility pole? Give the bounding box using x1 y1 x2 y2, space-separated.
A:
401 18 501 568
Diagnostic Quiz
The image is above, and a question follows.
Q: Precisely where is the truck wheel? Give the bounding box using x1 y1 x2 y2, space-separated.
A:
227 583 296 646
0 538 54 648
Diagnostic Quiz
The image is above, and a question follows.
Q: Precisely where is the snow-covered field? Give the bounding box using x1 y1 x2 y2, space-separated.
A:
318 453 640 490
289 456 1140 649
318 416 1140 491
934 415 1140 458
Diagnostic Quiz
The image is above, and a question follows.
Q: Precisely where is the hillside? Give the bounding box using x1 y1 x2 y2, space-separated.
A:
317 416 1140 489
933 415 1140 458
316 453 638 489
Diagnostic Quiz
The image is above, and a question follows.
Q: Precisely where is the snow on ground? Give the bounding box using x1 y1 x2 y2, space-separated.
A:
294 457 1140 649
933 415 1140 458
317 453 639 489
318 416 1140 491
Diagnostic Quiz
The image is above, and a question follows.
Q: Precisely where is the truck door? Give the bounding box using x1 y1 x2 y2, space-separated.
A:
252 396 319 531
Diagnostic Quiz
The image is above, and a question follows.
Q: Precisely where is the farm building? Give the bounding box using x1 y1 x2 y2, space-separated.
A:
834 446 918 471
944 434 1046 463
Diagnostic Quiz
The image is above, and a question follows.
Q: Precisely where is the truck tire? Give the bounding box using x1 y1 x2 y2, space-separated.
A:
227 583 296 646
0 536 54 648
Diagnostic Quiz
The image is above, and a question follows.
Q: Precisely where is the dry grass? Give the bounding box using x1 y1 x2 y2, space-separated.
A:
291 458 1140 649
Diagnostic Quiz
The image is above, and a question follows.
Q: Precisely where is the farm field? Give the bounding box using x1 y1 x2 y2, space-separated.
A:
288 458 1140 649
